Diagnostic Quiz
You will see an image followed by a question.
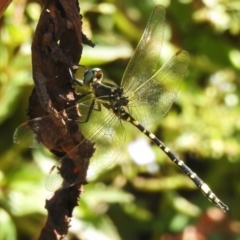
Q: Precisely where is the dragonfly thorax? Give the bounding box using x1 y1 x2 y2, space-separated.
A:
93 80 129 118
84 68 129 116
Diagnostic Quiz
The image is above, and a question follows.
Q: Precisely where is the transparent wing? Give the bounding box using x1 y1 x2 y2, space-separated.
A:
127 50 190 126
14 118 45 148
45 101 125 191
121 5 165 94
13 114 68 150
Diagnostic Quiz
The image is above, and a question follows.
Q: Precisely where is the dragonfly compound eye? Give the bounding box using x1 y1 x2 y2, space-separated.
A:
83 70 95 85
92 68 103 82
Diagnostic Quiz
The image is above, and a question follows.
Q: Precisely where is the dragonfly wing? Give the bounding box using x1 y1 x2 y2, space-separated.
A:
45 101 126 191
85 108 126 180
13 118 44 148
128 50 190 126
121 5 165 94
13 114 68 150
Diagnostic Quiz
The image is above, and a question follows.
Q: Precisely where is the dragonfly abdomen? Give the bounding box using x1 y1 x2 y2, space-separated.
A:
124 112 229 212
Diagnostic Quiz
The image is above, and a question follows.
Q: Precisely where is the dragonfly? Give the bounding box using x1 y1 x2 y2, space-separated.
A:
14 5 228 212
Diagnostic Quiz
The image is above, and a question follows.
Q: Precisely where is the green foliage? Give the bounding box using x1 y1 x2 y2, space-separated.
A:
1 0 240 239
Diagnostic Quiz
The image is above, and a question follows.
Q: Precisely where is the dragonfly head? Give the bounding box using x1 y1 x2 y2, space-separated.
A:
83 68 103 86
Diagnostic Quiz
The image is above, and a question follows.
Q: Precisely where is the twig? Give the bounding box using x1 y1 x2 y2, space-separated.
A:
27 0 95 238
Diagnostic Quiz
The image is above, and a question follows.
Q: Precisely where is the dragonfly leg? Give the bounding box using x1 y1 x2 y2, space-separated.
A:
70 77 83 85
58 92 92 105
75 99 97 123
69 67 84 85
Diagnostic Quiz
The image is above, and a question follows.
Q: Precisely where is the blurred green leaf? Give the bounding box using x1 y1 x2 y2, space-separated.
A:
0 209 17 240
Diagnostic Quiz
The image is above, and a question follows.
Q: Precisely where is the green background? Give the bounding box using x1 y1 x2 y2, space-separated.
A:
0 0 240 239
